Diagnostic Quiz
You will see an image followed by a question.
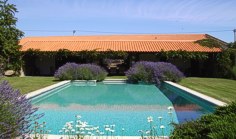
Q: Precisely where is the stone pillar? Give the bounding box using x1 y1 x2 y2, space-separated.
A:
20 66 25 77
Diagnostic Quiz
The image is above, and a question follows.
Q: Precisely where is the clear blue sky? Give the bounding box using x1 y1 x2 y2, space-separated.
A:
9 0 236 42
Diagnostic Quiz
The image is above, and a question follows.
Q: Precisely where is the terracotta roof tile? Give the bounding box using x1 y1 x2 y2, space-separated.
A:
19 34 222 52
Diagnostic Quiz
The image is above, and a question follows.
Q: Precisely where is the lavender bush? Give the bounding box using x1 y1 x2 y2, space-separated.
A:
77 64 108 81
126 61 184 85
54 63 78 80
54 63 108 81
0 81 42 138
156 62 184 83
125 61 158 83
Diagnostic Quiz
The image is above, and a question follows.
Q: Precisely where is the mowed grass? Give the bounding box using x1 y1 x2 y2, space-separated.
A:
179 77 236 103
0 76 126 94
0 76 59 94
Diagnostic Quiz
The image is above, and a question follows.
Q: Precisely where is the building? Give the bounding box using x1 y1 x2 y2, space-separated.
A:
19 34 225 76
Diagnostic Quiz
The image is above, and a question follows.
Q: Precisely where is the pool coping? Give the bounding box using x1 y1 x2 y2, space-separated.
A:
164 81 227 106
26 80 70 99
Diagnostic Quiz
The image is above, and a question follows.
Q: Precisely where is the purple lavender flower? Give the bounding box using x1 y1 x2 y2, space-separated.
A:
54 63 108 81
155 62 184 83
54 63 79 80
0 81 43 138
125 61 184 85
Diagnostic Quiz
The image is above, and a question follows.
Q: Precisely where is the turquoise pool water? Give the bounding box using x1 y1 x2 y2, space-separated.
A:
31 82 215 136
160 83 216 123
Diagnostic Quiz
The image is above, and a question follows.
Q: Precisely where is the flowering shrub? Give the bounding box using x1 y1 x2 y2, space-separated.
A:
77 64 108 81
126 61 184 84
156 62 184 83
54 63 108 81
0 81 42 138
54 63 79 80
125 61 158 83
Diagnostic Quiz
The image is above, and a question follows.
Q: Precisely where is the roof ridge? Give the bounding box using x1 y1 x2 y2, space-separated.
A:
24 40 196 42
22 34 206 38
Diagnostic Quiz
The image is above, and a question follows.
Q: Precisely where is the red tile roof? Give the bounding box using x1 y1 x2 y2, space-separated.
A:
19 34 223 52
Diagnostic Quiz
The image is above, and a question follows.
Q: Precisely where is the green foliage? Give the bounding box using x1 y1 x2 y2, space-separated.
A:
158 50 209 61
232 66 236 79
76 67 94 80
227 42 236 49
129 64 153 83
0 102 16 136
0 55 4 76
103 49 128 59
171 102 236 139
216 49 235 78
23 49 128 61
162 71 182 82
0 0 24 72
195 38 222 48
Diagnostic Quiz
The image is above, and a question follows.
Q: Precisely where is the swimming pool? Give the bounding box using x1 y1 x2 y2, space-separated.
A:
31 81 216 136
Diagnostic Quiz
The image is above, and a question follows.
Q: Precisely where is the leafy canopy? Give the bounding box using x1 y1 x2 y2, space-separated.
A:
0 0 23 72
195 38 222 48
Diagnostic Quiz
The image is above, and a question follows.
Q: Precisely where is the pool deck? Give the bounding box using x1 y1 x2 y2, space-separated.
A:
165 81 227 106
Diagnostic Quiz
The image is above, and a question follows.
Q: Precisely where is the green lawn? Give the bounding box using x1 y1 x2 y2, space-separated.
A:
0 76 127 94
0 76 59 94
179 77 236 103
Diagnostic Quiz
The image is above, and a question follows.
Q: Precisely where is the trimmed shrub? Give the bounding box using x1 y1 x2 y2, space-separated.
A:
54 63 78 80
77 64 108 81
156 62 184 83
54 63 107 81
125 61 184 84
125 61 157 83
0 81 42 138
171 102 236 139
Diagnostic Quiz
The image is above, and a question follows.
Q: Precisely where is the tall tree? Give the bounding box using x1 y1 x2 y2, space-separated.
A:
228 42 236 49
0 0 23 74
